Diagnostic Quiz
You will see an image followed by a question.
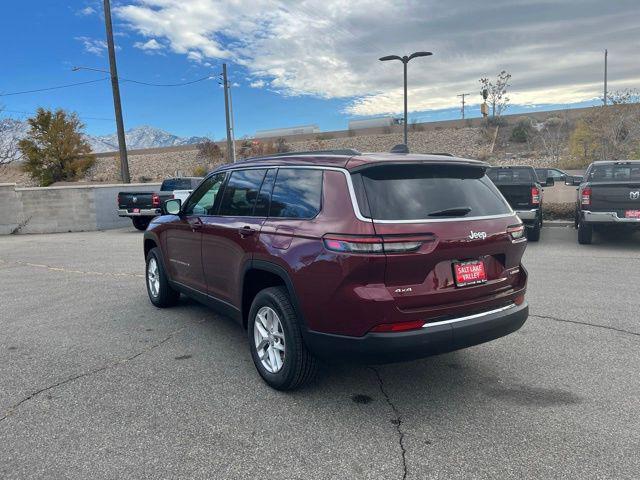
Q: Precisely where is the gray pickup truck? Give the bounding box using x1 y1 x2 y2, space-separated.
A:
118 177 202 230
569 160 640 244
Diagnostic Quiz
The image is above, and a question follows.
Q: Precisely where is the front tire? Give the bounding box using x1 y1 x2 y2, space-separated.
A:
248 286 318 391
132 217 151 231
578 221 593 244
145 247 180 307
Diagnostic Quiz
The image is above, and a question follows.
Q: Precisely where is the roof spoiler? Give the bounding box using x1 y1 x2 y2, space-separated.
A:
390 144 409 153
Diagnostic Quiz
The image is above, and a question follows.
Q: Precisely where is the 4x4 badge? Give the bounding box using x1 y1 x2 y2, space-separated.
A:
630 191 640 200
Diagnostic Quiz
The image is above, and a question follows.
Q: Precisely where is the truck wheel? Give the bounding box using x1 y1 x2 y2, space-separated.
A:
132 217 150 231
248 286 318 391
526 222 541 242
578 221 593 245
145 248 180 307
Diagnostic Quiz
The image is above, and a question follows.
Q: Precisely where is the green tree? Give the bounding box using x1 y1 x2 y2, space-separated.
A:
19 108 95 186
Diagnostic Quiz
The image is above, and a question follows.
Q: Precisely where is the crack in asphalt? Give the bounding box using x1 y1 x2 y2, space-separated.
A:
370 367 408 480
0 258 143 278
0 321 203 424
531 314 639 338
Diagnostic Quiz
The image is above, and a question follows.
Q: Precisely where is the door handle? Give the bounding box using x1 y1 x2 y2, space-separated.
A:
239 226 256 238
189 218 204 231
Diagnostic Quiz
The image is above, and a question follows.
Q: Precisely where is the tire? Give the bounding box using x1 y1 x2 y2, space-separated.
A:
526 221 541 242
132 217 151 231
145 247 180 307
578 221 593 245
248 286 318 391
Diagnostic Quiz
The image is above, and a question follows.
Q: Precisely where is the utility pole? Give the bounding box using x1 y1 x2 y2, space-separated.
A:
103 0 130 183
222 63 235 163
603 49 608 106
457 93 471 119
228 80 237 162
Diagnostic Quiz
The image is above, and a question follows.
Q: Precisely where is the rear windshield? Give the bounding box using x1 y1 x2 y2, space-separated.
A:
487 167 536 183
588 164 640 182
161 178 195 191
352 164 511 220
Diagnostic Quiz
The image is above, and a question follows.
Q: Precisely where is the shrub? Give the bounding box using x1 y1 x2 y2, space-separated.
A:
192 165 207 177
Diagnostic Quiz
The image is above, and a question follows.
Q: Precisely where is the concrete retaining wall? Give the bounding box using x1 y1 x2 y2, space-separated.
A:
0 183 160 235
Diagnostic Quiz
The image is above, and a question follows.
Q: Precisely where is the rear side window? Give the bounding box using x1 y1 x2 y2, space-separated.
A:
353 164 511 220
487 167 535 183
219 169 267 216
161 178 194 191
269 169 323 219
588 164 640 181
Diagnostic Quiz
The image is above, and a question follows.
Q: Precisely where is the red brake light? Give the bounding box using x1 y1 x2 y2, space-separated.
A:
152 193 160 208
581 187 591 206
514 294 525 306
531 187 540 205
370 320 425 333
323 235 427 254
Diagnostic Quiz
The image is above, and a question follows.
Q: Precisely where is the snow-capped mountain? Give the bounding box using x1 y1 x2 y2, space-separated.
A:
0 119 208 156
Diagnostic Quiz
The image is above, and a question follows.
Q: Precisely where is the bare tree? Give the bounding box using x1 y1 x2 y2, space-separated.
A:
196 139 224 163
535 116 571 161
479 70 512 118
0 106 22 170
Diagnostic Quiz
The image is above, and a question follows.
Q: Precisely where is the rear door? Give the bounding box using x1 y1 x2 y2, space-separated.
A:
201 168 269 306
351 163 523 312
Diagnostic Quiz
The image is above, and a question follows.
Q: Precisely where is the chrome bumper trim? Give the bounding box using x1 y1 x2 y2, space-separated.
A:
515 209 538 221
117 208 159 217
583 211 640 223
422 303 516 328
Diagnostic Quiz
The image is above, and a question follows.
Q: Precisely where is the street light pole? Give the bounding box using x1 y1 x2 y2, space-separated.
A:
103 0 130 183
222 63 235 163
380 51 432 146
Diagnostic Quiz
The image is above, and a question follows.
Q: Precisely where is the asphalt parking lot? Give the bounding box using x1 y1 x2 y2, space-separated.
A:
1 226 639 479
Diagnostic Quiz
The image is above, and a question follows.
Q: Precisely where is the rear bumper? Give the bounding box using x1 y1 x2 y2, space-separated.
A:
582 210 640 224
515 209 539 222
303 302 528 363
117 208 160 217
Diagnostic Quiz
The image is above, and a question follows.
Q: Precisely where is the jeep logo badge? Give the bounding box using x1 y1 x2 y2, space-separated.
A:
631 191 640 200
468 231 487 240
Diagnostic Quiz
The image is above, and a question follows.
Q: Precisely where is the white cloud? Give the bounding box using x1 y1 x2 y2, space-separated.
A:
115 0 640 115
134 38 164 52
77 6 96 16
250 80 266 88
75 36 108 56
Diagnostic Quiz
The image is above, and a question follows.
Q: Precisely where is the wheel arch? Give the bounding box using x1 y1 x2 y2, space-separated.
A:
241 260 305 330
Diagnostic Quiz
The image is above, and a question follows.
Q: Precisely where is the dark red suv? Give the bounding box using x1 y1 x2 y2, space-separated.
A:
143 150 529 390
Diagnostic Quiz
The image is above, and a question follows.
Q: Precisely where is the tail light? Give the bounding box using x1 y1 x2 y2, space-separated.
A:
531 186 541 205
507 224 525 240
370 319 425 333
151 193 160 208
581 187 592 206
322 235 427 254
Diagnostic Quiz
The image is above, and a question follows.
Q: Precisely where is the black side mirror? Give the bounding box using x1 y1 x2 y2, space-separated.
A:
565 175 583 186
545 177 555 187
163 198 182 215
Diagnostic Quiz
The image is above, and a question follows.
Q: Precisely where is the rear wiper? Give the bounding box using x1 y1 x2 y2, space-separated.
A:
427 206 472 217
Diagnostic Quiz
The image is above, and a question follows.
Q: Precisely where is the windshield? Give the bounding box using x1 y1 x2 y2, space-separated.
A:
588 164 640 182
487 167 536 183
352 164 512 220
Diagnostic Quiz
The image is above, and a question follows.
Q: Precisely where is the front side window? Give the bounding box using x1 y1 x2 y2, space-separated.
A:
184 173 226 215
219 169 267 216
269 169 323 219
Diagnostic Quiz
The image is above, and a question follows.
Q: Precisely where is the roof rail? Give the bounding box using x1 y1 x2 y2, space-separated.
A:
244 149 361 160
426 152 454 157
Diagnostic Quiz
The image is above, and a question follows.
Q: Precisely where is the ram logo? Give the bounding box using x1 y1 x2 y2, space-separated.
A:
630 191 640 200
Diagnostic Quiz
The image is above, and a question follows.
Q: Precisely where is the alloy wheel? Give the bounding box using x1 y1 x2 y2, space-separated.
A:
253 306 286 373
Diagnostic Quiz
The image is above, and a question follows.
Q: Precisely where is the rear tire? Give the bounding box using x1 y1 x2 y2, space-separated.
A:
145 247 180 307
132 217 151 231
526 221 541 242
578 221 593 244
248 286 318 391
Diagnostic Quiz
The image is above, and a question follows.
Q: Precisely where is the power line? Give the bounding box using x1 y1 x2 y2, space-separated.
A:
121 75 213 87
0 78 108 97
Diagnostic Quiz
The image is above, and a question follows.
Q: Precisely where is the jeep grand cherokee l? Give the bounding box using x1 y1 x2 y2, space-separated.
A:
142 150 529 390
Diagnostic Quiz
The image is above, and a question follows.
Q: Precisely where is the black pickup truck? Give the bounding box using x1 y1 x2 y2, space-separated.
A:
487 165 554 241
568 160 640 244
118 177 202 230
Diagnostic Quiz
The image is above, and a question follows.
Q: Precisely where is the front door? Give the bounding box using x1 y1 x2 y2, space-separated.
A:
164 173 226 292
201 168 272 307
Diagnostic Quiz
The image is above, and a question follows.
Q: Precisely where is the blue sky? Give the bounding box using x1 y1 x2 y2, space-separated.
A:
1 1 637 138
